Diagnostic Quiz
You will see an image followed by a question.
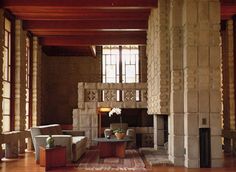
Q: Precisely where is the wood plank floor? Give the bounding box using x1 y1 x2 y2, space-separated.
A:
0 152 236 172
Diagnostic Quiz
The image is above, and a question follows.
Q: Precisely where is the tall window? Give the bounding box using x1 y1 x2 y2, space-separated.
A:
102 45 139 83
25 36 32 129
2 17 12 132
102 45 140 101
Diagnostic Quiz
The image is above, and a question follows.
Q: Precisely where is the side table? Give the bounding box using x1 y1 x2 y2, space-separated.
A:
39 146 66 170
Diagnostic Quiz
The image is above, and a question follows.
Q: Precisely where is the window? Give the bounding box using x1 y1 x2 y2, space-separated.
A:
102 45 140 101
2 17 12 132
25 36 32 129
102 45 139 83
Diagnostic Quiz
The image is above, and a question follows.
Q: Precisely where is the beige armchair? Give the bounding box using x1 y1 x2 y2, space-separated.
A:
30 124 87 162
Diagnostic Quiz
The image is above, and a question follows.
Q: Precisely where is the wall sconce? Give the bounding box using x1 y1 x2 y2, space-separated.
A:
99 107 111 112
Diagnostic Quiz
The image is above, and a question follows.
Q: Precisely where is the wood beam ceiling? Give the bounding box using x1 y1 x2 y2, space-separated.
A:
39 33 146 46
1 0 153 54
2 0 236 56
23 20 148 31
0 0 157 9
12 9 150 21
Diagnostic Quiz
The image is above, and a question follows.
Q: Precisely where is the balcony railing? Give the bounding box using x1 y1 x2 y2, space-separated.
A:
77 82 147 108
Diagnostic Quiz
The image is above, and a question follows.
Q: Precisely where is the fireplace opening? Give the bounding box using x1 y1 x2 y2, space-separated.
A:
100 108 154 147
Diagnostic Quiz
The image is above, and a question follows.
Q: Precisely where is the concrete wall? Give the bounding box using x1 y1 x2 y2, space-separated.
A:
41 47 147 125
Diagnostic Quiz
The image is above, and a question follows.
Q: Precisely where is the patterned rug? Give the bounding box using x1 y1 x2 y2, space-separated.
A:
78 149 146 171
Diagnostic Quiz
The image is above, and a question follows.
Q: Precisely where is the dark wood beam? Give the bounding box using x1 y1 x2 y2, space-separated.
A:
9 8 150 13
1 0 158 9
23 20 147 31
221 2 236 19
31 31 146 36
13 10 149 21
39 34 146 46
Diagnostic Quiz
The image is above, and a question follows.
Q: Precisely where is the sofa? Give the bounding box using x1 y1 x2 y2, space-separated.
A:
30 124 87 162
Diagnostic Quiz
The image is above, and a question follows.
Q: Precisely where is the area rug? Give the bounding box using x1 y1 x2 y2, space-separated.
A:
78 149 146 171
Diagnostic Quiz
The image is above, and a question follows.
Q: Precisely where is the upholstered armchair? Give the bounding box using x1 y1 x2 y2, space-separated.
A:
30 124 87 162
104 123 136 148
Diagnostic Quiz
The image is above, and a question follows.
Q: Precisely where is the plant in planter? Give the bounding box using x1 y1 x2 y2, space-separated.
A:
109 108 126 139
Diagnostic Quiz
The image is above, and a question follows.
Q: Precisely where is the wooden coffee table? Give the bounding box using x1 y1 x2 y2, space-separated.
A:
94 137 131 158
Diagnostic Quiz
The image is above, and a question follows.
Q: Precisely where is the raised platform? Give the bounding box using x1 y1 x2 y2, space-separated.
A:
139 147 173 166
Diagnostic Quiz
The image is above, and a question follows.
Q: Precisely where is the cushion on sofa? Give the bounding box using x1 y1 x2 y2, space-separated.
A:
72 136 87 149
40 124 63 135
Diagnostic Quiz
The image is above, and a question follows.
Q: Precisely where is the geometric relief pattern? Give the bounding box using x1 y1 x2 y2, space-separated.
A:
142 133 154 147
103 90 117 101
123 90 135 102
85 90 98 102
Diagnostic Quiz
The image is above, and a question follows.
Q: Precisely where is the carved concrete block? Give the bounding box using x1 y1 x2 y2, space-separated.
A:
84 83 97 89
210 113 222 136
210 90 221 113
173 135 184 156
184 114 199 136
80 115 91 128
85 102 97 109
173 114 184 135
209 1 220 24
199 90 210 113
91 115 98 128
185 136 199 159
184 90 198 113
211 136 223 159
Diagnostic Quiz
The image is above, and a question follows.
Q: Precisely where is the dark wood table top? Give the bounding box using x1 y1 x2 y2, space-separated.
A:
93 137 132 142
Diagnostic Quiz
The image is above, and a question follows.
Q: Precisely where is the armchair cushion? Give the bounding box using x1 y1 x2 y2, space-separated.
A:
62 130 85 136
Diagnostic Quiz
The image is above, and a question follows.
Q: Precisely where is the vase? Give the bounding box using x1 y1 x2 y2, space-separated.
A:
115 132 126 139
46 135 55 148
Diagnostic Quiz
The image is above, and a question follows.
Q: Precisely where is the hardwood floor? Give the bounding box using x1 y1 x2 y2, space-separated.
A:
1 152 236 172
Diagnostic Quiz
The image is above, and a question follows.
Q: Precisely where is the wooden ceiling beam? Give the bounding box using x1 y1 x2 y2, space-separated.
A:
39 35 146 46
1 0 157 9
23 20 147 31
31 31 146 36
221 3 236 19
8 8 150 13
13 11 149 21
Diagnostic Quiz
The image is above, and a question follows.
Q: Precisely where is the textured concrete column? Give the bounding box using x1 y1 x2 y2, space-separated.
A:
227 20 235 130
14 20 27 153
182 0 200 168
147 0 170 157
182 0 222 167
147 0 170 115
0 9 4 159
169 0 184 166
32 37 41 126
